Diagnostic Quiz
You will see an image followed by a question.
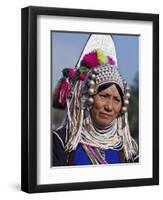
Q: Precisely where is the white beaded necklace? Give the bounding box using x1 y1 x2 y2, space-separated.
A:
79 113 123 150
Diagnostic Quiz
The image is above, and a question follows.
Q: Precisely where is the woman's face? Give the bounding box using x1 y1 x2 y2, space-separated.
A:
90 84 122 128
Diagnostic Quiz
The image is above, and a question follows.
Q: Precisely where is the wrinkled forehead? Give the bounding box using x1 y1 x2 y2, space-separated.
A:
98 83 119 93
97 81 124 97
97 83 123 100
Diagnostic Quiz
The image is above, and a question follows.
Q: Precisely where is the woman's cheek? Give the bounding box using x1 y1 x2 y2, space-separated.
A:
91 100 101 118
94 96 104 110
114 103 122 116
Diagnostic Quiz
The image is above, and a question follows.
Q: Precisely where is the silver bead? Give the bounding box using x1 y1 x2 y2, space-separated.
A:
123 80 127 85
126 92 131 98
88 97 94 104
88 80 95 87
88 88 95 95
90 73 96 80
122 106 127 112
126 86 130 91
92 68 98 74
124 99 129 105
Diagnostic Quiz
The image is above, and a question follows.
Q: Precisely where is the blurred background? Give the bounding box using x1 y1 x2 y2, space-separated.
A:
51 32 139 145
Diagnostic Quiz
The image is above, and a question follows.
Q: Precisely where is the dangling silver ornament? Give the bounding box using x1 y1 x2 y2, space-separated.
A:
124 99 129 105
123 79 127 85
88 97 94 105
126 92 131 99
122 106 127 112
126 86 130 91
89 73 96 80
88 88 95 95
88 80 95 87
92 68 98 74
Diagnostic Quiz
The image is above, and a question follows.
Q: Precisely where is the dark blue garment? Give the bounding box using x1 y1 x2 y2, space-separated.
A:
73 144 121 165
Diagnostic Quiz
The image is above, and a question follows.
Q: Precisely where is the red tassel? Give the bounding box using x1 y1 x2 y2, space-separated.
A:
54 78 70 106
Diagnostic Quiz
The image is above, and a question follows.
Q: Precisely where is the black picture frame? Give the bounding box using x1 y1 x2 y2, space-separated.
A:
21 6 159 193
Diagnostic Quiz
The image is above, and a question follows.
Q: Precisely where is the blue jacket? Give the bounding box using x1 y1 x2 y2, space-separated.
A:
52 127 129 166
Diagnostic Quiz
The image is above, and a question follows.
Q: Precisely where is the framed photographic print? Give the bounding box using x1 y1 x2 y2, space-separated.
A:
21 6 159 193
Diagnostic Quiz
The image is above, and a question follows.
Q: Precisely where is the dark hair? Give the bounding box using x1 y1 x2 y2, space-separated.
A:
97 83 124 103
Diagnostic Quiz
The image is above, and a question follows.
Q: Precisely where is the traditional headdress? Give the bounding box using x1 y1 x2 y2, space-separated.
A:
53 34 138 162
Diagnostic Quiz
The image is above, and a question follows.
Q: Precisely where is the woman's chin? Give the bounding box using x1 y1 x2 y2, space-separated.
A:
95 119 113 128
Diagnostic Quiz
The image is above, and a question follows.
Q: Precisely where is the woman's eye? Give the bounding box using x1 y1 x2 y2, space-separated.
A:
100 94 107 98
115 98 120 102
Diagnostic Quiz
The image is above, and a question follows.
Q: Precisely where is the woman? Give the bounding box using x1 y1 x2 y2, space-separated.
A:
52 34 138 166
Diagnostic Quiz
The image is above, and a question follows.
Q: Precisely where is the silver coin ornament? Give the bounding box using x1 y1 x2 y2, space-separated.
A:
121 80 131 113
90 73 96 80
126 92 131 99
88 97 94 105
126 86 130 91
88 80 95 87
123 79 127 85
92 68 98 74
124 99 129 105
88 88 95 96
122 106 127 112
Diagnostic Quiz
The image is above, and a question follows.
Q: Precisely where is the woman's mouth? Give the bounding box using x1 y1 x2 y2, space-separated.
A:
99 112 113 118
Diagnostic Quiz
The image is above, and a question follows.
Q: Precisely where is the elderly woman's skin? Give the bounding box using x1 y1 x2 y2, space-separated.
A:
90 84 122 128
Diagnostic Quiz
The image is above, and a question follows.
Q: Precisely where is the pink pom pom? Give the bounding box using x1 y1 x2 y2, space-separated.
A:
54 78 70 106
69 68 76 78
108 56 115 65
79 73 87 81
82 51 100 68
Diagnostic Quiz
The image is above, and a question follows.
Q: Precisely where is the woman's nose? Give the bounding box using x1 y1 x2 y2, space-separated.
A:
104 100 113 112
